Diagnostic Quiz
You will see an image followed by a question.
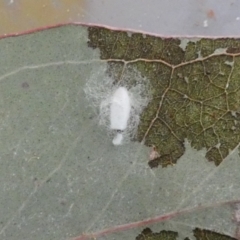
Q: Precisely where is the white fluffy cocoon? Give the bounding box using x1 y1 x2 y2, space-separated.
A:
84 65 151 145
110 87 131 145
110 87 131 131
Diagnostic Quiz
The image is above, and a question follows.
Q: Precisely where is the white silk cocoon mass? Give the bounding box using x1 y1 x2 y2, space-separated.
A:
110 87 131 131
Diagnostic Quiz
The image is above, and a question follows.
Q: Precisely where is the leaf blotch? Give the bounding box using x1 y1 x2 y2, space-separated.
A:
21 82 29 89
136 228 178 240
193 228 236 240
87 26 240 167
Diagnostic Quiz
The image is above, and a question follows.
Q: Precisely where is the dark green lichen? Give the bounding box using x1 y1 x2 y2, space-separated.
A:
134 227 236 240
193 228 236 240
88 27 240 167
135 228 178 240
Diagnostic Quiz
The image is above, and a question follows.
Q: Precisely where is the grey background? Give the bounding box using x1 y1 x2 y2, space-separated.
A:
81 0 240 37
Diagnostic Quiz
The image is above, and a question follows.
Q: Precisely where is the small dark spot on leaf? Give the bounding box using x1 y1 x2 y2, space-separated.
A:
46 178 51 183
148 157 161 168
60 199 67 205
21 82 29 89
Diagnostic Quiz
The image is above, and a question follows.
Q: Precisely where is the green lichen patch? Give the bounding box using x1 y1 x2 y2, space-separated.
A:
136 228 178 240
87 26 240 167
134 227 236 240
193 228 236 240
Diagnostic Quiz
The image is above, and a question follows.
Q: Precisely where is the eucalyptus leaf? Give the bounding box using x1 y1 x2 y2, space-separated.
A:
0 25 239 240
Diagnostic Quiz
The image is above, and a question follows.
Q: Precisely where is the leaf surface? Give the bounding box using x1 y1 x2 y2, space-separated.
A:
0 25 240 240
